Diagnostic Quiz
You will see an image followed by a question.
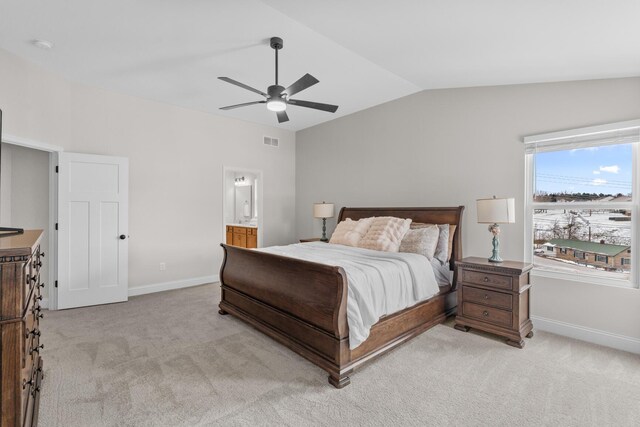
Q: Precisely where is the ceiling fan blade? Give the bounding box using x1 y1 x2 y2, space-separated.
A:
219 100 266 110
218 77 268 97
282 73 319 97
276 110 289 123
288 99 338 113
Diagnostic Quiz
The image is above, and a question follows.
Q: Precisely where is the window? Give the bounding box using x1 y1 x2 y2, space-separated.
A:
525 120 640 287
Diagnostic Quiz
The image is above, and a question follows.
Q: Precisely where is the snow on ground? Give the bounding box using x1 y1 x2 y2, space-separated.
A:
533 209 631 245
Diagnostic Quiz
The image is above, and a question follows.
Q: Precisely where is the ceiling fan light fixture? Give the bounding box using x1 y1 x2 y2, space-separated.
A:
266 98 287 112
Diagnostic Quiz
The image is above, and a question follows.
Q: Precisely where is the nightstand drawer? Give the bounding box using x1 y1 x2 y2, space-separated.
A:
462 270 512 290
462 285 512 310
462 302 512 328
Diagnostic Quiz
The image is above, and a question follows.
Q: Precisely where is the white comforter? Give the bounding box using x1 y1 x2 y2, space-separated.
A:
257 242 441 349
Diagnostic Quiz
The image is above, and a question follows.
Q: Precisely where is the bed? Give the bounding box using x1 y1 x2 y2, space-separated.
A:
218 206 465 388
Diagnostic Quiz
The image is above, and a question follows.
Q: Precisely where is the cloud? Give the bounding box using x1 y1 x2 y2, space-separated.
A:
592 170 600 175
599 165 620 174
592 178 607 186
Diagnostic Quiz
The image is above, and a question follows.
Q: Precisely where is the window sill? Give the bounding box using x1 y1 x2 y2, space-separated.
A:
531 267 636 289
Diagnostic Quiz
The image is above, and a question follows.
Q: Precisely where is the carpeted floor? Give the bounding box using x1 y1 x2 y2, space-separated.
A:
40 283 640 426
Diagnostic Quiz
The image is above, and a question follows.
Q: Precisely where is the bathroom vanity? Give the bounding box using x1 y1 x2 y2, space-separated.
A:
225 224 258 249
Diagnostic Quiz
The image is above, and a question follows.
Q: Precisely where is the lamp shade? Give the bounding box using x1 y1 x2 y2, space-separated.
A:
313 202 335 219
477 197 515 224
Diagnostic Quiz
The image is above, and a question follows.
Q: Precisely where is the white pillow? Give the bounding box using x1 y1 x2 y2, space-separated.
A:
399 225 440 260
329 217 374 247
358 217 412 252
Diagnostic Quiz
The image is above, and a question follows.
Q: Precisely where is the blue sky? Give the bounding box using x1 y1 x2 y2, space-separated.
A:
535 143 632 196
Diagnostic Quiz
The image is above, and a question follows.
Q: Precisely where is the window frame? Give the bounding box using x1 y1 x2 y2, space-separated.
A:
524 120 640 289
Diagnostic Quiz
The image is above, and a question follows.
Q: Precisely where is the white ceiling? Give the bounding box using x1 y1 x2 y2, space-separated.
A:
1 0 639 131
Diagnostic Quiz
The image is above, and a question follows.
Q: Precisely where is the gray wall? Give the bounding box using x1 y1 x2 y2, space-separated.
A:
295 77 640 341
7 145 50 295
0 48 296 292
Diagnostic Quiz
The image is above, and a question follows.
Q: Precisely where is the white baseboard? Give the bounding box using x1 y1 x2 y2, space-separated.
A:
128 275 219 297
531 315 640 354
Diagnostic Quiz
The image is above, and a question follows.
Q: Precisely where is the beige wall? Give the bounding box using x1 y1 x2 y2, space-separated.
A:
295 77 640 341
0 48 296 292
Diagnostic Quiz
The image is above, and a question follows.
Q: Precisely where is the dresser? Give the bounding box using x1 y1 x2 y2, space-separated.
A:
226 225 257 249
0 230 44 427
454 257 533 348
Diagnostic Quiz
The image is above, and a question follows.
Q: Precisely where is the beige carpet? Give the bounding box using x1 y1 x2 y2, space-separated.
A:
40 284 640 426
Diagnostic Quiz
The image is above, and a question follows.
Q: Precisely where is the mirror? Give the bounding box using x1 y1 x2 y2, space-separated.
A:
235 185 252 222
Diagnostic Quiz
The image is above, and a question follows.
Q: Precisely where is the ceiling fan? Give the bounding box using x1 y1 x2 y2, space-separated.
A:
218 37 338 123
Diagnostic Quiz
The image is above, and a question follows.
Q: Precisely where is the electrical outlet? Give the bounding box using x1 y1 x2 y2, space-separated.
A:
159 262 166 271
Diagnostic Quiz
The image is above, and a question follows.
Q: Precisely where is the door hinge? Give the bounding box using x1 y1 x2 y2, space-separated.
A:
55 166 59 173
55 280 58 288
55 223 58 230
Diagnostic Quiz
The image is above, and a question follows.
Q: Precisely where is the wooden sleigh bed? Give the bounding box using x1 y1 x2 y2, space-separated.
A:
218 206 465 388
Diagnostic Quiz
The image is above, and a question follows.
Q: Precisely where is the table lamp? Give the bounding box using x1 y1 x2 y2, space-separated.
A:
476 196 515 263
313 202 334 242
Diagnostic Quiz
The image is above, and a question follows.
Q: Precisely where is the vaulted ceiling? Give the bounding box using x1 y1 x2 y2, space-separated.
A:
1 0 639 131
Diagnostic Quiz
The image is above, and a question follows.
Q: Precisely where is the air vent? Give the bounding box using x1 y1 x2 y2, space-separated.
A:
263 136 279 147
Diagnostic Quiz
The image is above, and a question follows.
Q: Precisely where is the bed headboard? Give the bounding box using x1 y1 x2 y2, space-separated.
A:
337 206 465 273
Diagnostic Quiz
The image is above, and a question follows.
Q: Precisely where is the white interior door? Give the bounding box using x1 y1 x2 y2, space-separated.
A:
57 152 128 309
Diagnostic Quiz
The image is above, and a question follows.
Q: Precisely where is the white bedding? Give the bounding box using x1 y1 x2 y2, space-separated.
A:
257 242 441 349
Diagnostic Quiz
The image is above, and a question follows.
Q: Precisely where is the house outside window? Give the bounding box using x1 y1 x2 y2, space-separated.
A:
525 120 640 288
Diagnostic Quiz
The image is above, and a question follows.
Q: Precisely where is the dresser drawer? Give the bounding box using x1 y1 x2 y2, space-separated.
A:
462 285 513 310
462 269 512 290
462 302 512 328
233 227 248 234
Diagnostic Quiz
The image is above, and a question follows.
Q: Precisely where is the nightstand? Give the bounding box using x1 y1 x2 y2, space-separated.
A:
454 257 534 348
299 238 324 243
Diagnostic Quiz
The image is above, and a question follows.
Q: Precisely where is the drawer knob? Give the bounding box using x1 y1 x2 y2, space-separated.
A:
31 344 44 354
484 294 489 300
40 252 45 258
28 275 37 283
483 277 489 282
37 295 43 301
31 387 40 397
39 283 45 288
483 310 489 317
34 261 43 268
22 379 34 389
38 313 44 319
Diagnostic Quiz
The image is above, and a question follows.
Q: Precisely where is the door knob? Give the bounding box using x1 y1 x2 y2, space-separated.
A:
119 235 127 240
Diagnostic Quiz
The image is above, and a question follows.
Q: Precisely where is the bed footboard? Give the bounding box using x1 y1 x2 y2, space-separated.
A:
219 244 350 375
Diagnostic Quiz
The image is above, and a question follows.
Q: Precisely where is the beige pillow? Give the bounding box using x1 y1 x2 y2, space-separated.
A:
399 225 440 260
358 217 412 252
412 222 457 262
329 217 374 247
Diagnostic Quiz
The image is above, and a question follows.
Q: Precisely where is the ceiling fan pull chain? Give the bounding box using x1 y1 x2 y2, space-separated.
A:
275 46 278 86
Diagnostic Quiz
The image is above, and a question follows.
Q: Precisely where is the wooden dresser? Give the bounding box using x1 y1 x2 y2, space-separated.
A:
0 230 44 427
225 225 257 249
454 257 533 348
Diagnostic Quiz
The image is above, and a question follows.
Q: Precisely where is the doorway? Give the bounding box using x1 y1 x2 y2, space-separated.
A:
222 167 263 248
1 139 58 309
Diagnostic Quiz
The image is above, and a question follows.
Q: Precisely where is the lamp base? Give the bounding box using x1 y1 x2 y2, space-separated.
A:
488 227 502 263
321 218 328 242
